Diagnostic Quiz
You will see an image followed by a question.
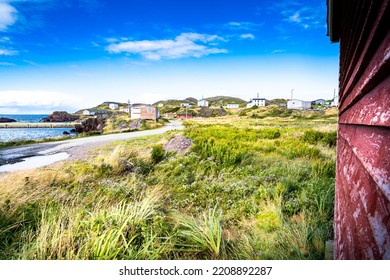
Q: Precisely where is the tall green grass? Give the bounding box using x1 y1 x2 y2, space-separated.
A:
0 116 336 260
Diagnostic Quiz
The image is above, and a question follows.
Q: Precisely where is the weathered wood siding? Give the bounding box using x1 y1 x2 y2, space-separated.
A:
334 0 390 259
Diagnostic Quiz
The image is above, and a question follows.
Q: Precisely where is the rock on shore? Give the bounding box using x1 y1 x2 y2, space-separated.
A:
0 117 17 123
75 117 105 133
41 111 79 122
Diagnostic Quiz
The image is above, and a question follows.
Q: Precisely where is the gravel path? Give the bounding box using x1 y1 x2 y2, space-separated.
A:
0 121 183 170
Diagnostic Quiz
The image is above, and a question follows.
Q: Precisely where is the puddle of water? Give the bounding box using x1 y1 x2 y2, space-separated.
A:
1 153 24 160
0 152 69 172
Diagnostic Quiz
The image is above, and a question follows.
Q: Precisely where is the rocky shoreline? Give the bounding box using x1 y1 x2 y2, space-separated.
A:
0 117 17 123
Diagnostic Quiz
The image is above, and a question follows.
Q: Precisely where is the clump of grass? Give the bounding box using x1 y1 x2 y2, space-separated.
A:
18 191 175 260
174 207 224 259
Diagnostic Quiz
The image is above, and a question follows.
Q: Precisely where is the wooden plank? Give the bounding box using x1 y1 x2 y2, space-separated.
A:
336 133 390 258
340 0 373 94
339 124 390 201
339 1 389 110
340 28 390 112
339 75 390 127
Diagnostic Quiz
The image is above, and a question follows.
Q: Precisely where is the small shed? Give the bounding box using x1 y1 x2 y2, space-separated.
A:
108 103 119 110
287 99 312 110
312 99 326 105
176 114 193 119
197 99 209 107
131 105 160 121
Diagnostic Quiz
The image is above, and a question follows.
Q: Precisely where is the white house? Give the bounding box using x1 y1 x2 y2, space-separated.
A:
120 106 131 113
180 102 190 107
198 99 209 107
287 99 312 110
157 103 164 107
312 99 326 105
331 96 339 107
109 103 119 110
226 103 239 109
247 98 266 108
83 109 108 116
83 110 94 116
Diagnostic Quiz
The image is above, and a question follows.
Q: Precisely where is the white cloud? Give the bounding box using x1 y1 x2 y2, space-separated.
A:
0 36 11 42
0 48 18 55
274 1 325 30
0 90 79 107
0 61 15 66
106 32 228 60
289 12 301 23
226 21 260 30
240 33 255 40
0 2 18 31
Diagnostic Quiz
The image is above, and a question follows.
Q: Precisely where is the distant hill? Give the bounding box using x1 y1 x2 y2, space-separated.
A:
204 96 247 107
75 101 128 115
153 97 198 107
154 96 247 108
267 98 287 105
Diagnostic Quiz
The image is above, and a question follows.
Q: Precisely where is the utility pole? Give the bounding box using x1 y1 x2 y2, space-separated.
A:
127 99 131 115
291 89 294 100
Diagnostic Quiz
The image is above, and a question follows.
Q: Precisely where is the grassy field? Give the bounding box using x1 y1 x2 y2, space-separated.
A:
0 111 337 259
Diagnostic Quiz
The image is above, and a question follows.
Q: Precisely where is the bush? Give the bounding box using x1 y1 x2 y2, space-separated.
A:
302 130 337 147
151 144 165 164
257 128 281 139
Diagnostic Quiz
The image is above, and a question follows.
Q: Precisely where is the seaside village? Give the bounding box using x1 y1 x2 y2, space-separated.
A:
81 94 339 122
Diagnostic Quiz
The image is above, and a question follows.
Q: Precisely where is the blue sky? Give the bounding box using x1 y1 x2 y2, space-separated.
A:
0 0 339 114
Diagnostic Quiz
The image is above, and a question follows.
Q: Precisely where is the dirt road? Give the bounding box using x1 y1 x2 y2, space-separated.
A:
0 121 183 171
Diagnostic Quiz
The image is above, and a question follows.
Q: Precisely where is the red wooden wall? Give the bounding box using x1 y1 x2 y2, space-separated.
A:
330 0 390 259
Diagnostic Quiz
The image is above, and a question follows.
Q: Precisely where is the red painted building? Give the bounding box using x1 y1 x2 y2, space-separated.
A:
328 0 390 259
175 114 193 119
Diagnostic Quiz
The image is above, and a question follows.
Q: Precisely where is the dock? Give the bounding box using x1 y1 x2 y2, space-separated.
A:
0 122 78 128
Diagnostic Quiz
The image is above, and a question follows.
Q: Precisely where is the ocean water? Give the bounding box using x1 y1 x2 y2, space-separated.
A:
0 114 48 123
0 114 73 142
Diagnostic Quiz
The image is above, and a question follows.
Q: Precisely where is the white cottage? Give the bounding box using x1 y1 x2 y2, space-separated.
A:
109 103 119 110
247 98 266 108
287 99 312 110
226 103 239 109
197 99 209 107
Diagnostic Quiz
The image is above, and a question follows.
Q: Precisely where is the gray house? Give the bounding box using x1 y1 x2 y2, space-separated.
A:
287 99 312 110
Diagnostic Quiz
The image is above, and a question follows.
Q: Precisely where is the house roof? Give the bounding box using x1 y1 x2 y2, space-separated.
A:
327 0 341 42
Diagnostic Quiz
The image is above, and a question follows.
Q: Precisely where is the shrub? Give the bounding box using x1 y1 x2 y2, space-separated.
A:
151 144 165 164
302 130 337 147
257 128 281 139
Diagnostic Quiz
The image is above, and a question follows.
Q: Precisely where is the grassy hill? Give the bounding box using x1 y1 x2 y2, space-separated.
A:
153 97 198 107
75 101 128 115
205 96 247 107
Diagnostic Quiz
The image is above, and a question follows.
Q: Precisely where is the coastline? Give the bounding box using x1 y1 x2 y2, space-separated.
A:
0 122 77 128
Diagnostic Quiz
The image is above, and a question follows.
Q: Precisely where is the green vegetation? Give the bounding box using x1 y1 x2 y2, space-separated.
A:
0 114 336 260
